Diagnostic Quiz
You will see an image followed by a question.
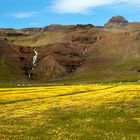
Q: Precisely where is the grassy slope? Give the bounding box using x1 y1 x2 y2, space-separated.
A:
58 32 140 83
6 31 66 47
0 59 28 83
0 84 140 140
0 60 13 82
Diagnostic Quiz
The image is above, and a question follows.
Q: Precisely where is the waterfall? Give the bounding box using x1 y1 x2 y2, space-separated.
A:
33 49 38 67
82 48 88 55
28 73 31 79
25 49 38 79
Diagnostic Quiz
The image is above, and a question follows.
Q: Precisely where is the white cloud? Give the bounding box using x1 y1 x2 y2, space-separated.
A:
51 0 140 14
11 12 37 18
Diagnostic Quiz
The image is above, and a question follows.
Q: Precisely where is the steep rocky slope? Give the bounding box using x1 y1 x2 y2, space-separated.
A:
0 16 140 83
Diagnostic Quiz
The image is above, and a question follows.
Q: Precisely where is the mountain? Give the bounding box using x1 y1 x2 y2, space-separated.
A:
0 16 140 84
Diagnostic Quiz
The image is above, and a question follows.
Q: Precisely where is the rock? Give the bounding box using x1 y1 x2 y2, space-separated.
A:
105 16 129 26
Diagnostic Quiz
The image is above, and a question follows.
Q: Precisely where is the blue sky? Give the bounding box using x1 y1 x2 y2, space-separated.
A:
0 0 140 29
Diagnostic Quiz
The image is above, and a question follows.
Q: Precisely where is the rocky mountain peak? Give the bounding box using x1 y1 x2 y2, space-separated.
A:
105 16 129 26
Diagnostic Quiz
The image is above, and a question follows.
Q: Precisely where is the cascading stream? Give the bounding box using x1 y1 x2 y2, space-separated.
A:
82 48 88 55
28 73 31 79
33 49 38 67
28 49 38 79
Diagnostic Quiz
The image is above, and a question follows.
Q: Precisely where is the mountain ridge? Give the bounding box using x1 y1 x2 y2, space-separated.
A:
0 16 140 83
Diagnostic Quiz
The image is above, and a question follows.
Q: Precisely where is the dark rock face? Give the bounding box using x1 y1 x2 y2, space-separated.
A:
18 46 34 78
6 32 29 37
72 24 94 30
43 24 66 32
33 43 85 80
71 36 100 44
105 16 129 26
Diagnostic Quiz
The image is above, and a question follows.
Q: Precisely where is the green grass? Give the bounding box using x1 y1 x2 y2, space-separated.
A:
0 60 13 81
0 60 28 83
0 84 140 140
6 31 66 47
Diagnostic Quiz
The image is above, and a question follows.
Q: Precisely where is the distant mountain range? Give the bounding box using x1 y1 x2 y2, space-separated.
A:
0 16 140 84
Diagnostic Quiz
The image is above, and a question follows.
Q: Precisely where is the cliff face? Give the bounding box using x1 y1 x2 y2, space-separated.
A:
0 16 140 83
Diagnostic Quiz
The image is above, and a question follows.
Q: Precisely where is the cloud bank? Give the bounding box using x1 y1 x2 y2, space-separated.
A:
52 0 140 14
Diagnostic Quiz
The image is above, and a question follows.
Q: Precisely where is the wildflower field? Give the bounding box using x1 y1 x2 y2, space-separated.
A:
0 84 140 140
